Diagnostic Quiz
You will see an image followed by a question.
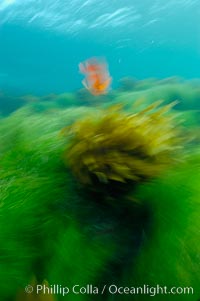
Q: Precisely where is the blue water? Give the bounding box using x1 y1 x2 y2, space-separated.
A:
0 0 200 94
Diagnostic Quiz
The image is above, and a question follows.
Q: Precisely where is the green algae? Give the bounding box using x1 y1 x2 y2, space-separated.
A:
0 85 199 300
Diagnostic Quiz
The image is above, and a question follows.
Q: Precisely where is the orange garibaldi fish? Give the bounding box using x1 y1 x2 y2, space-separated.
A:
79 57 112 95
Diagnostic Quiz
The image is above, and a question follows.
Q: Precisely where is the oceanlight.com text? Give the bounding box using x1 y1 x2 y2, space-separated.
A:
108 284 194 296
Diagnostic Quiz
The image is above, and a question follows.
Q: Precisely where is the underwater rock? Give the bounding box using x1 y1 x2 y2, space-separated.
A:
118 78 160 92
41 93 57 102
76 88 111 106
54 93 77 107
75 88 95 105
0 91 26 115
157 76 183 85
118 77 138 92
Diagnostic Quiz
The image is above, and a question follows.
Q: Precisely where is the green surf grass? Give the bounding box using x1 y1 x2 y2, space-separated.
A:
0 89 199 300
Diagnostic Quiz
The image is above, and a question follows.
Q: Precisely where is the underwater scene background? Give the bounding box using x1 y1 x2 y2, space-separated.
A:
0 0 200 300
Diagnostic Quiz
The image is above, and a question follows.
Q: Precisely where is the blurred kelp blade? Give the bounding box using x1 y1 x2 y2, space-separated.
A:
0 80 199 300
63 101 182 186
